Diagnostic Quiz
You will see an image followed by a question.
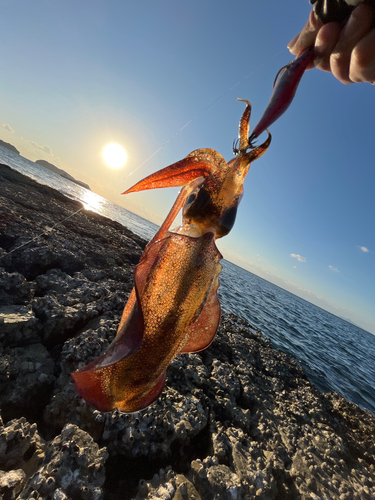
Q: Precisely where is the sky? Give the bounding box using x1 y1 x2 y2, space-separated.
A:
1 0 374 334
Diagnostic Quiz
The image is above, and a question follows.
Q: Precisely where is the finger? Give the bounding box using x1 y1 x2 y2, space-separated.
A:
314 23 342 72
350 27 375 82
330 3 374 84
288 10 323 55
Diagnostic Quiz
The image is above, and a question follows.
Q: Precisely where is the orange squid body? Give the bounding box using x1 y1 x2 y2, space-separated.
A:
72 100 271 413
73 232 222 412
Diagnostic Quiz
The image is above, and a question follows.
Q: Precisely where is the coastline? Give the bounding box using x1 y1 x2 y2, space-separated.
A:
0 162 374 499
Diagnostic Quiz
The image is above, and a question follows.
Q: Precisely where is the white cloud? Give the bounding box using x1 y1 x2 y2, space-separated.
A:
358 246 370 253
1 124 14 133
329 265 339 273
26 140 53 156
290 253 306 263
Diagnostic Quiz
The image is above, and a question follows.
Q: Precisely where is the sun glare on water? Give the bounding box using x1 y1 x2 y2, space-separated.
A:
81 190 103 213
102 143 127 169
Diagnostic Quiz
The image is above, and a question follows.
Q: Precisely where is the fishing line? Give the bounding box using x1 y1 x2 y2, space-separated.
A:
128 48 286 177
2 205 85 257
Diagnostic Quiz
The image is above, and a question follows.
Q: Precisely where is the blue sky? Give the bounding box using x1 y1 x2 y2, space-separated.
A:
1 0 374 333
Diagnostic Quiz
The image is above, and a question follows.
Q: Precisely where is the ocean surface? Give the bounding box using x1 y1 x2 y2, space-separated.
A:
1 145 375 417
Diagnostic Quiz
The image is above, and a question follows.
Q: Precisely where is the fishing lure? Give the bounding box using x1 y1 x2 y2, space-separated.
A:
72 99 271 413
248 46 314 144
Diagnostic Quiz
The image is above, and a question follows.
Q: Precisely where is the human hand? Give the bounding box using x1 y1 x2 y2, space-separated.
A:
288 2 375 84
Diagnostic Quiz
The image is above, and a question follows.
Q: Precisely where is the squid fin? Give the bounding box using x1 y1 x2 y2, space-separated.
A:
118 371 167 413
72 285 145 412
72 364 115 412
72 356 166 413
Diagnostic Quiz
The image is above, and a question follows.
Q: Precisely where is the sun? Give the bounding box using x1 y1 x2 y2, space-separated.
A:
102 143 127 169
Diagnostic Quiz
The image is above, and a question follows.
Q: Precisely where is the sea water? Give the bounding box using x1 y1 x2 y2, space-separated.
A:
1 145 374 416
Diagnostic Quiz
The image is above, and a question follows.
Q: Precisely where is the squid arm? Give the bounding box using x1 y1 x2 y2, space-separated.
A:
122 150 223 194
72 99 271 413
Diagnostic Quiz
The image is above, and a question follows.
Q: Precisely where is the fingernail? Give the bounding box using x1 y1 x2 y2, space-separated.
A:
287 33 299 50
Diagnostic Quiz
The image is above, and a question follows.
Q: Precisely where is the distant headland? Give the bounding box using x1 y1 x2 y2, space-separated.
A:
35 159 91 190
0 139 20 155
0 139 91 190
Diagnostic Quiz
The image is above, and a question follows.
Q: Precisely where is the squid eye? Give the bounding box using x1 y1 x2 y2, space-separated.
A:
182 188 201 217
186 192 197 205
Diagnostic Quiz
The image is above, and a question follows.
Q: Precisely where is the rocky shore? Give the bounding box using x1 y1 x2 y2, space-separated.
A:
0 162 374 500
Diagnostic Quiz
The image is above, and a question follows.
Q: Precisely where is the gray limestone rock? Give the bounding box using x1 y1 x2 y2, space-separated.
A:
0 305 40 347
0 270 36 307
0 469 26 500
18 424 108 500
0 344 55 422
0 417 45 479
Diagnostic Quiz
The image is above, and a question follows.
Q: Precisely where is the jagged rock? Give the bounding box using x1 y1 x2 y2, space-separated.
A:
0 469 26 500
0 305 40 347
190 460 244 500
100 383 209 460
0 270 36 306
0 344 55 422
31 269 133 346
0 417 45 479
32 293 100 346
18 424 108 500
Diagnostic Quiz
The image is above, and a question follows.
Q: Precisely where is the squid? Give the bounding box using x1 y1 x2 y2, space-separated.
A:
72 99 271 413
